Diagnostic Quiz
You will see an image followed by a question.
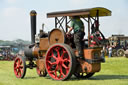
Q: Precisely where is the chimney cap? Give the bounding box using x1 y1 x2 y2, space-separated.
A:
30 10 37 16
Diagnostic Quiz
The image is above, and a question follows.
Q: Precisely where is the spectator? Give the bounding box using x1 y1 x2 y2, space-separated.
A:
108 46 112 57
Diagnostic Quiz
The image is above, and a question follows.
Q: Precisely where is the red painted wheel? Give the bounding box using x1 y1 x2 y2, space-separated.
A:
45 43 76 80
36 67 47 77
14 56 26 78
74 72 95 78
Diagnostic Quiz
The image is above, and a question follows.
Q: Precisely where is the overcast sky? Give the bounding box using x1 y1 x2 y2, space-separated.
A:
0 0 128 41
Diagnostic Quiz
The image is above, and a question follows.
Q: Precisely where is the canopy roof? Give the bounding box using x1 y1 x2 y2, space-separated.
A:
47 7 111 18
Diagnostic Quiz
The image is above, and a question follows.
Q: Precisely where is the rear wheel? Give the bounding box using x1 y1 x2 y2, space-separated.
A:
45 43 76 80
74 72 95 78
14 56 26 78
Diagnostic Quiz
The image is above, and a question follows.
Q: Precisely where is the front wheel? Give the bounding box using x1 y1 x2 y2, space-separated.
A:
45 43 76 81
14 56 26 78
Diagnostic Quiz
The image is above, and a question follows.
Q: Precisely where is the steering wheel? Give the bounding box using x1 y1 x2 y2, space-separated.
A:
91 30 108 46
66 33 76 48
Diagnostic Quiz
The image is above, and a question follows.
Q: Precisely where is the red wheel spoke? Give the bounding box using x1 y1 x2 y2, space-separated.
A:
16 62 19 66
55 47 60 52
19 70 21 77
63 59 70 62
20 69 23 74
48 56 52 58
47 56 53 60
19 65 23 69
49 71 54 74
47 61 57 65
61 50 67 58
47 61 52 65
58 73 62 78
61 72 66 77
51 51 57 60
57 51 61 58
20 61 22 65
54 65 58 78
59 65 66 78
54 72 57 78
16 70 18 75
55 65 58 71
62 64 69 70
18 68 20 73
52 55 57 60
17 68 21 76
18 59 20 65
16 66 19 69
55 48 61 58
52 62 57 65
47 65 52 70
58 65 62 78
47 67 50 70
14 62 18 69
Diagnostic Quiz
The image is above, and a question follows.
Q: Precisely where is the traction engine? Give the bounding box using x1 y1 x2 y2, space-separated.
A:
14 7 111 80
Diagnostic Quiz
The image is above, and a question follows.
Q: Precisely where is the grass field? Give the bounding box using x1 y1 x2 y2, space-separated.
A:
0 57 128 85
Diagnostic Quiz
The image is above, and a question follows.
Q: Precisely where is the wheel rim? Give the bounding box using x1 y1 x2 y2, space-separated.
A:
46 45 71 80
14 57 24 78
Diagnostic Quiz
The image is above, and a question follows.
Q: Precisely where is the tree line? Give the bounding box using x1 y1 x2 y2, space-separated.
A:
0 39 30 46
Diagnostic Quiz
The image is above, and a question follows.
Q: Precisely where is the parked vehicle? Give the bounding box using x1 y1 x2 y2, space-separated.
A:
108 35 128 57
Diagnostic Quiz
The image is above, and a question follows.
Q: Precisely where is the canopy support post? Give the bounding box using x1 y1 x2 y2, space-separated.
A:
88 15 91 47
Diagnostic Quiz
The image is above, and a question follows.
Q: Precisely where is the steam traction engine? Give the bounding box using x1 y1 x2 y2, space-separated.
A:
14 7 111 80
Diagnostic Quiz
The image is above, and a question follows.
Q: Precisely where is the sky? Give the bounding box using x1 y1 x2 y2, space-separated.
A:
0 0 128 41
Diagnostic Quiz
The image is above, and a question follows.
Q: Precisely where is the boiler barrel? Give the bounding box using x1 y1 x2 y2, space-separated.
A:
24 46 39 59
24 47 35 58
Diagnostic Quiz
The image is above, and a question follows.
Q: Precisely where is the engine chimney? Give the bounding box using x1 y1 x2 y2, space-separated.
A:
30 10 37 44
